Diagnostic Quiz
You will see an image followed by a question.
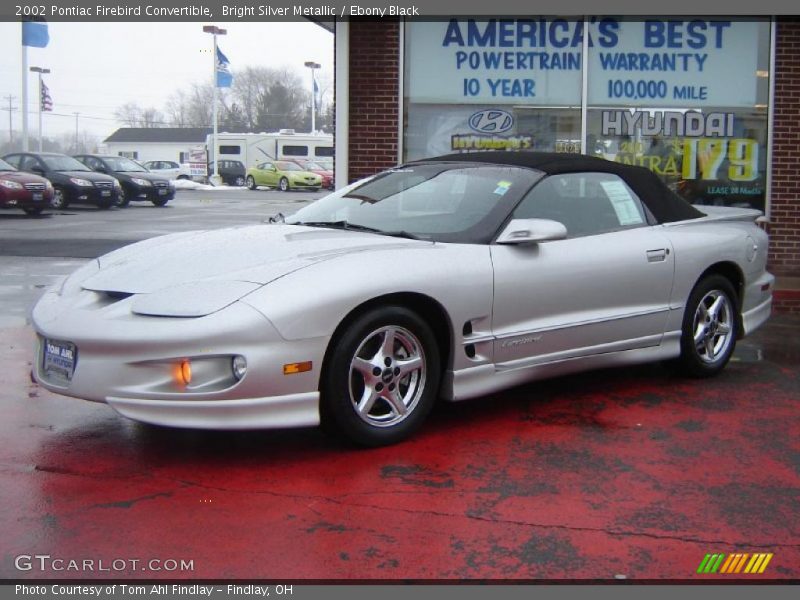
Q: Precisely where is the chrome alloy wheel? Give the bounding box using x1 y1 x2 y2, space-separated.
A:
348 325 427 427
692 289 734 364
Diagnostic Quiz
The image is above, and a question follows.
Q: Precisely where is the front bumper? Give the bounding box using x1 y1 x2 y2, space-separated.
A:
67 185 118 206
129 185 175 202
0 187 53 209
32 292 327 430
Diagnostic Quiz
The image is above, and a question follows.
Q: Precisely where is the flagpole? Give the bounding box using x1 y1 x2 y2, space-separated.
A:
212 31 218 181
21 38 29 151
37 71 42 151
203 25 226 184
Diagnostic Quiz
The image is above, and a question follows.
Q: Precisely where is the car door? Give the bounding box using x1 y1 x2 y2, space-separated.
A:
260 163 278 187
490 172 675 367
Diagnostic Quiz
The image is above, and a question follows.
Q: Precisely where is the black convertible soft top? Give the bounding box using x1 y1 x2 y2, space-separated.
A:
423 151 705 224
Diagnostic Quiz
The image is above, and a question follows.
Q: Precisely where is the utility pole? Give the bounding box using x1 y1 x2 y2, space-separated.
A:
2 95 17 146
73 112 80 152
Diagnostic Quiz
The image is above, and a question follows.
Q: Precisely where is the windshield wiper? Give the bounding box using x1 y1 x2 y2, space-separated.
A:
293 220 424 240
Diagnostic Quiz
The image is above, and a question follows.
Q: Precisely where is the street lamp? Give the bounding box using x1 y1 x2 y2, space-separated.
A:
203 26 227 183
304 61 321 134
29 66 50 152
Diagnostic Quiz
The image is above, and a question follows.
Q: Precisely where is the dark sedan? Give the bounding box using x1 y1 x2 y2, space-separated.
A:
3 152 120 210
74 154 174 207
0 157 54 216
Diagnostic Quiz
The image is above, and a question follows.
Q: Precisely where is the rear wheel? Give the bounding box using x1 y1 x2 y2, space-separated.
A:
51 187 68 209
246 176 257 190
677 275 738 377
279 177 290 192
234 175 246 187
321 306 440 446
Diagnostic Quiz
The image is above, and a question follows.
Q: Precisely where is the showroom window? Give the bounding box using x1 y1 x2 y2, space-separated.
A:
403 17 772 211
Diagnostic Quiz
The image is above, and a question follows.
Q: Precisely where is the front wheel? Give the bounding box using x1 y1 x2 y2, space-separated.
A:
676 275 738 377
51 187 68 209
115 188 130 208
246 176 257 190
321 306 441 446
279 177 290 192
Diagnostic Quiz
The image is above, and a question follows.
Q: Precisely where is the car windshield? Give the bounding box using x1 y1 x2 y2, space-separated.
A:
103 157 147 172
285 163 543 243
42 155 90 171
276 161 303 171
0 158 15 171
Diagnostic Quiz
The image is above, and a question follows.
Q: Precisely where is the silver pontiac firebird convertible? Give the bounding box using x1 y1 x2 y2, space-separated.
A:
32 152 774 446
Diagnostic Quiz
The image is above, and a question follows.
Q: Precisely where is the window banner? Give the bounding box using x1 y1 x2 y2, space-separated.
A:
406 20 584 105
587 19 760 108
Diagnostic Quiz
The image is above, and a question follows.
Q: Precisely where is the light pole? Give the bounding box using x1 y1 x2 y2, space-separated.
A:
203 25 226 184
29 66 49 151
304 61 321 134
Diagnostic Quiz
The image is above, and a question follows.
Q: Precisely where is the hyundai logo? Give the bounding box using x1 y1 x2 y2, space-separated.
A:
468 109 514 134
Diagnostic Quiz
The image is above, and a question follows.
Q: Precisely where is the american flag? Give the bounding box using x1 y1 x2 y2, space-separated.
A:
40 80 52 112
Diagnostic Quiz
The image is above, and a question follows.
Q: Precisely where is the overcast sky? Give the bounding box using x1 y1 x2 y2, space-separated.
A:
0 21 334 142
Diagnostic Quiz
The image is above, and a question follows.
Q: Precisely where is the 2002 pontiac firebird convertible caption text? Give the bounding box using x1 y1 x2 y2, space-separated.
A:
31 152 773 446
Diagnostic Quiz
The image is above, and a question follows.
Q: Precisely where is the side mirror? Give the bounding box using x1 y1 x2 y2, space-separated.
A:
496 218 568 245
95 166 107 173
30 166 45 175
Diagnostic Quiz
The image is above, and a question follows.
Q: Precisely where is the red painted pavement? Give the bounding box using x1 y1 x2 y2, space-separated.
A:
1 317 798 580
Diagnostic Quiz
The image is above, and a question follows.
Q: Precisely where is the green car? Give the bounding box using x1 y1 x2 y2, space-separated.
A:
246 160 322 192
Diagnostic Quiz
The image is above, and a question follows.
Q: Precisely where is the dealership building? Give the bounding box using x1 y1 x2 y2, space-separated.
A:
332 18 800 310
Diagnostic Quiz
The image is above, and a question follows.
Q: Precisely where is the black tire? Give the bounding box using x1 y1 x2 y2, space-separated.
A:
234 175 246 187
177 175 190 180
320 306 441 447
676 274 738 378
151 197 169 207
246 176 257 190
51 187 68 209
115 188 131 208
279 177 290 192
23 206 44 216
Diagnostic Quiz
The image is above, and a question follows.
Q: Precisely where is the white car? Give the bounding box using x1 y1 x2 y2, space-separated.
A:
31 152 773 446
140 160 193 181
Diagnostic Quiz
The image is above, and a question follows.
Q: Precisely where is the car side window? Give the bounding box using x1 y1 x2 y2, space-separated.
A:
512 172 648 238
19 155 41 172
4 154 21 168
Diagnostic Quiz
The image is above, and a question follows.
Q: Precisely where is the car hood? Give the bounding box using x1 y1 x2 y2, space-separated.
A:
117 171 169 183
83 224 431 296
0 171 49 184
58 170 116 182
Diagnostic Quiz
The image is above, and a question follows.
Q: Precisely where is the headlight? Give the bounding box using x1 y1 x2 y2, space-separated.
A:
69 178 93 187
131 178 152 187
45 180 53 189
232 356 247 381
112 179 122 188
0 179 23 190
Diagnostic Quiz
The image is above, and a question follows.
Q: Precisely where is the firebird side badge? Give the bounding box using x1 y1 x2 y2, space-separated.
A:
501 335 543 348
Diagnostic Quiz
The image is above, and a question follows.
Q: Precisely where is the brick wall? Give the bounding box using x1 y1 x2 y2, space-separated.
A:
348 19 401 182
770 19 800 278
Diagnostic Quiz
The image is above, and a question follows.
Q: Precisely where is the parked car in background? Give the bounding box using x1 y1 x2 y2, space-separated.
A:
246 160 322 191
140 160 193 181
0 157 54 216
208 160 247 187
287 159 334 189
74 154 174 208
3 152 120 209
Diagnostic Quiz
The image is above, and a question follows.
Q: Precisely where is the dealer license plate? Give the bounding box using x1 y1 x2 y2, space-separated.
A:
101 190 111 197
42 339 77 382
32 192 43 201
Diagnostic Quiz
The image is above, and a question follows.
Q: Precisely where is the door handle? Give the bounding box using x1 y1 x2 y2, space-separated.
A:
646 249 668 263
